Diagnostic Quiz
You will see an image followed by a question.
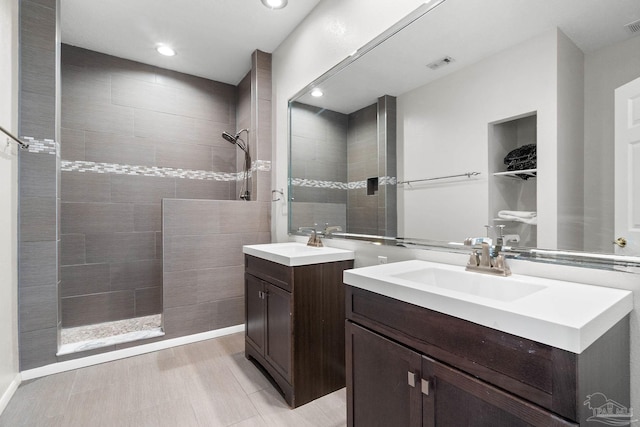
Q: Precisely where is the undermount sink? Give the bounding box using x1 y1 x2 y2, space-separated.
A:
243 242 355 266
343 260 633 353
391 267 546 302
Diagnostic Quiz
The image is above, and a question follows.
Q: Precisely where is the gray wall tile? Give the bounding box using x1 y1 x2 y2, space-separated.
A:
174 179 233 201
61 171 111 203
19 285 58 332
163 233 246 272
20 197 57 242
19 152 57 198
163 200 269 236
21 45 55 97
61 291 135 327
155 140 212 171
162 303 214 339
60 128 85 161
20 1 56 52
134 287 162 317
19 241 57 288
84 132 155 166
61 202 134 234
211 297 244 330
60 263 110 297
134 108 229 147
85 232 156 263
155 232 162 260
163 270 198 308
133 204 161 232
60 234 85 265
110 260 161 291
196 266 244 304
20 92 56 140
110 175 175 204
212 145 237 172
61 64 111 104
19 327 58 370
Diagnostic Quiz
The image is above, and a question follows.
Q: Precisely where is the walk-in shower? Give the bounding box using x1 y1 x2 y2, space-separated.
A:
223 128 251 200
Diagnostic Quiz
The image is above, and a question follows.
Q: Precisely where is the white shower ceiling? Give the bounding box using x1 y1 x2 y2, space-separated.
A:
61 0 322 85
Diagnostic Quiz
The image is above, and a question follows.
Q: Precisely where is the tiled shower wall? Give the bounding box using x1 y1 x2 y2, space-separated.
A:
18 0 60 370
59 44 239 327
289 102 348 230
18 2 272 369
162 199 270 339
347 103 378 235
289 97 397 236
347 95 397 236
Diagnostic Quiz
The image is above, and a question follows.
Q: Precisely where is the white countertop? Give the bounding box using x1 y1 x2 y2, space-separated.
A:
343 260 633 353
243 242 355 267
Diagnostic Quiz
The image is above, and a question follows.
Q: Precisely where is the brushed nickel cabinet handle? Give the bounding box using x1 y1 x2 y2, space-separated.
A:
408 371 416 387
421 379 430 396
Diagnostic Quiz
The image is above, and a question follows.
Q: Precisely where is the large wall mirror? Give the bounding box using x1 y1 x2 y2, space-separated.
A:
288 0 640 260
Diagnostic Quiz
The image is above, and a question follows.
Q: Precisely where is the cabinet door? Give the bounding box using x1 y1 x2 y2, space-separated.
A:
422 356 577 427
245 274 265 354
265 282 292 382
346 321 422 427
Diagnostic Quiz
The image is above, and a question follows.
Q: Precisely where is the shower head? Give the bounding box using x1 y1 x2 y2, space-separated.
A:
222 131 237 144
222 129 249 153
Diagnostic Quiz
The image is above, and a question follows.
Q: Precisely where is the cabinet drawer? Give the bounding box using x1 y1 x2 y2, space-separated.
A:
245 255 293 292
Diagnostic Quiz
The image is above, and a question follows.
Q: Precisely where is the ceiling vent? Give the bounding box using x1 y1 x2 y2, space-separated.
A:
625 18 640 34
426 56 454 70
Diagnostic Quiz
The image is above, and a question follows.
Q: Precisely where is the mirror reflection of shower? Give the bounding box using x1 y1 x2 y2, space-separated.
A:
222 128 251 200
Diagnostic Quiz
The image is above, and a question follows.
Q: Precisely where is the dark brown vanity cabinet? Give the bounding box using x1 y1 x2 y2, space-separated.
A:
244 254 354 408
346 286 630 427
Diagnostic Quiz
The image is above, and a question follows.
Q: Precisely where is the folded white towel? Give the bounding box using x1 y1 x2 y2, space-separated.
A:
498 210 537 225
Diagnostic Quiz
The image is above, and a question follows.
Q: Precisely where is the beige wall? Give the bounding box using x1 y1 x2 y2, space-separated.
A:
0 0 20 412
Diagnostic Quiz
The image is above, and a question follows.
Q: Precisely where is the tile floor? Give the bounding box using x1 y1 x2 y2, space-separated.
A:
0 332 347 427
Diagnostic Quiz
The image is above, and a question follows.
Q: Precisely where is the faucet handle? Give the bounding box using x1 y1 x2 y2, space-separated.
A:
467 250 480 267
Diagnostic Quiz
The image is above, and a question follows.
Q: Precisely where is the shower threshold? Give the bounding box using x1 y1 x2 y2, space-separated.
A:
57 314 164 356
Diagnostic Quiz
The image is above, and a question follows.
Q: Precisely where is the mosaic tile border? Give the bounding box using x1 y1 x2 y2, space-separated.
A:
22 137 58 155
290 176 397 190
61 159 272 182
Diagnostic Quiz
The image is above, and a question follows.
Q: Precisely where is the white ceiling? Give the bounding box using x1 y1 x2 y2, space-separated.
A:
61 0 322 85
294 0 640 114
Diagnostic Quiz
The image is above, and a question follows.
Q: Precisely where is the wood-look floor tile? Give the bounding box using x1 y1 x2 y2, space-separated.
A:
189 361 260 427
226 352 272 395
227 415 268 427
247 387 290 418
0 332 347 427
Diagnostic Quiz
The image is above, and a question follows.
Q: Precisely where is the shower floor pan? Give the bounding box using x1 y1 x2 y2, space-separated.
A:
58 314 164 356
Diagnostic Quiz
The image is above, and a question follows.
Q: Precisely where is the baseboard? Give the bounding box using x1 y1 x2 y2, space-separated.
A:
0 374 21 416
21 324 244 381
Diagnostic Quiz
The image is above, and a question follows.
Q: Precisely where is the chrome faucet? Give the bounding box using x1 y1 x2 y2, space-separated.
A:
323 225 342 237
464 227 511 276
298 226 323 247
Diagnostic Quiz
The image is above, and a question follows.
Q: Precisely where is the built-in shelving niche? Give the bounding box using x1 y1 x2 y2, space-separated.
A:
488 112 537 248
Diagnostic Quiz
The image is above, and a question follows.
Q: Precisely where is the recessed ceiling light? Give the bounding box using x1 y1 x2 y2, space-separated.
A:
156 45 176 57
261 0 288 10
311 88 323 97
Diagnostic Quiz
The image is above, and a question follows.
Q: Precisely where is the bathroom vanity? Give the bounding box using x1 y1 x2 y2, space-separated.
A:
344 260 633 426
243 243 355 407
